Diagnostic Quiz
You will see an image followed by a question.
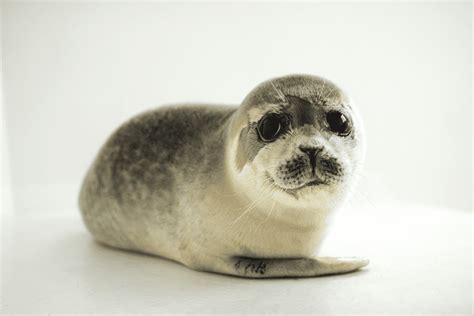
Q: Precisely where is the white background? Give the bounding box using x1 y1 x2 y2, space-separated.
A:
1 2 472 315
2 1 472 213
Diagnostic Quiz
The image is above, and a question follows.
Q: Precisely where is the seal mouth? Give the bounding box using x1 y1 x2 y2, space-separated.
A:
303 179 324 188
285 179 325 194
265 173 325 194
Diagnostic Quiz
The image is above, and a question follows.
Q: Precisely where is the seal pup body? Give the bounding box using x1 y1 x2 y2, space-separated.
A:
79 74 368 278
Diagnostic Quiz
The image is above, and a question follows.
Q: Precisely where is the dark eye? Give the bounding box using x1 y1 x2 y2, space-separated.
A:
326 111 350 136
257 113 287 142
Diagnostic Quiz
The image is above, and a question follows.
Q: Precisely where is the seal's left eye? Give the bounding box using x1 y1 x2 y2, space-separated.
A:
257 113 286 142
326 111 350 136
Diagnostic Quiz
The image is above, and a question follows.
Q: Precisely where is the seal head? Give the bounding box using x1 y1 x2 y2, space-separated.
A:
229 74 365 209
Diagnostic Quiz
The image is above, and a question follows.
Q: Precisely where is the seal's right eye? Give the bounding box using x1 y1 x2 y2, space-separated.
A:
257 113 286 142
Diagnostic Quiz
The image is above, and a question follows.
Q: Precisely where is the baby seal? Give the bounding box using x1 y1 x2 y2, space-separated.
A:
79 74 368 278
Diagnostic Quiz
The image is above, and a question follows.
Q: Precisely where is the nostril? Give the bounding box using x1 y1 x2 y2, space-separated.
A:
299 146 316 157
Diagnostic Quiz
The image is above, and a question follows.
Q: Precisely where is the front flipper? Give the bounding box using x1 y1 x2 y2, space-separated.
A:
200 256 369 278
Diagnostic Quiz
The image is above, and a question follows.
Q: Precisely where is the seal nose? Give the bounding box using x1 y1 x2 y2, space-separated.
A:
299 146 321 175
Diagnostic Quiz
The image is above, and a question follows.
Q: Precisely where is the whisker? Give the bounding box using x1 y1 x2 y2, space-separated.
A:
270 81 289 106
230 182 276 225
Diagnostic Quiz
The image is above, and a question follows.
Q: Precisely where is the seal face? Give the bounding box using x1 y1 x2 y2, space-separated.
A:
231 75 365 210
79 74 368 278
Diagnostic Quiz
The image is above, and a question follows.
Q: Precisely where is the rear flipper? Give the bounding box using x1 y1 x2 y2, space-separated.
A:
197 256 369 278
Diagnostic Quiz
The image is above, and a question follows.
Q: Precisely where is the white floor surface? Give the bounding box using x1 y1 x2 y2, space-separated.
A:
1 204 472 314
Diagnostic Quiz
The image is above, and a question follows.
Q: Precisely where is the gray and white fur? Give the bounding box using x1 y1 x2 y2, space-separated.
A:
79 74 368 278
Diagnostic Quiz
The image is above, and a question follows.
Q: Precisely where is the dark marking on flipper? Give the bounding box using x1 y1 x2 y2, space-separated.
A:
234 258 267 275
